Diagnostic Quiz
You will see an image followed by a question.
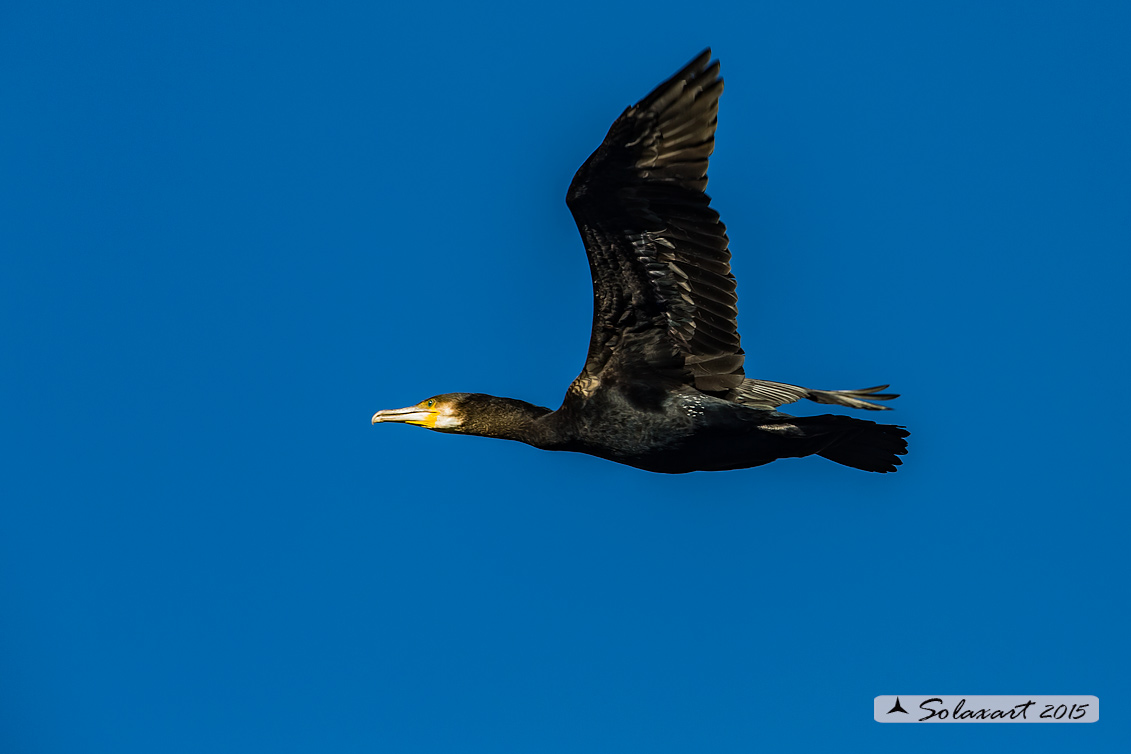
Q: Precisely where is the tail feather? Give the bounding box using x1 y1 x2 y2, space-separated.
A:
807 384 900 411
731 380 899 411
790 414 910 473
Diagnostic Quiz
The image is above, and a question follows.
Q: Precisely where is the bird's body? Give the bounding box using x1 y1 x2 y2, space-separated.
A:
372 50 909 473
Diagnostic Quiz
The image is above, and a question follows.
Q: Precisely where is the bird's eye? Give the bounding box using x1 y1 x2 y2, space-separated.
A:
426 399 436 408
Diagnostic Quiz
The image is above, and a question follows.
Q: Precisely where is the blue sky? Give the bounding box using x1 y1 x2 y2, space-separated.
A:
3 1 1129 752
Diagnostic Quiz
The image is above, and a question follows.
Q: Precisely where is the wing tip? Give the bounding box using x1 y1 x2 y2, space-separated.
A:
638 48 721 112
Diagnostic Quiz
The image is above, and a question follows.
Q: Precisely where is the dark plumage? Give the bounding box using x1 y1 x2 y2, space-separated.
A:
372 50 909 473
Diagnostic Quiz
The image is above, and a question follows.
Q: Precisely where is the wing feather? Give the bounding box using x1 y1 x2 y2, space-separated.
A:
565 49 744 400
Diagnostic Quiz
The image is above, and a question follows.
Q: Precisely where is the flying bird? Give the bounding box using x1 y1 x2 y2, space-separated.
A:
372 50 909 473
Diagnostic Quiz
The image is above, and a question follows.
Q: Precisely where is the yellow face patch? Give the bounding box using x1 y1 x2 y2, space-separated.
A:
404 398 440 428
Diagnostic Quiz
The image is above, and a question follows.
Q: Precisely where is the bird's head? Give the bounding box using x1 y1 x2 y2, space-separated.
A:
370 393 470 433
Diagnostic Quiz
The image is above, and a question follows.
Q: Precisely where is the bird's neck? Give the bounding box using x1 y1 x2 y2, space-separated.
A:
459 396 559 447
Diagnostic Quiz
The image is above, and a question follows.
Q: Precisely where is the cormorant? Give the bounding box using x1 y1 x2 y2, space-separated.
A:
372 50 909 473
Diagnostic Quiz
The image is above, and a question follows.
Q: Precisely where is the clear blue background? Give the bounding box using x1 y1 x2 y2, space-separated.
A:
3 1 1128 752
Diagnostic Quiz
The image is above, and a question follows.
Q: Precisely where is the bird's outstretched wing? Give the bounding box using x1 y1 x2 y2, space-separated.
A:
565 49 744 400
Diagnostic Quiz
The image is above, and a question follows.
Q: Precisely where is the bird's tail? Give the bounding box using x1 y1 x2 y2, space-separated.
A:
731 380 899 411
789 414 910 473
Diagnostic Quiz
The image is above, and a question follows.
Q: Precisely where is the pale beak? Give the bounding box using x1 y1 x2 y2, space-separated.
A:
371 406 434 426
